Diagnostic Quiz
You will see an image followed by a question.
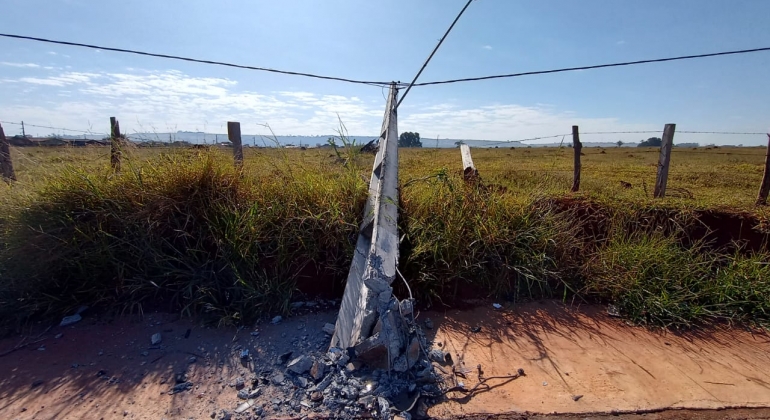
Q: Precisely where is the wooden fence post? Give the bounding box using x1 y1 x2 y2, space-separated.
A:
571 125 582 192
227 122 243 167
0 123 17 182
110 117 121 173
756 134 770 205
654 123 676 198
460 144 478 181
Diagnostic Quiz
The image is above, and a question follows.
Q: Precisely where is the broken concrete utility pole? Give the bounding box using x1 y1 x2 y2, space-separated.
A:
331 83 417 372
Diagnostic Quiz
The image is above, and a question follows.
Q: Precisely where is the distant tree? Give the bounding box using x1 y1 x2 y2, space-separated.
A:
454 140 465 148
616 140 624 147
399 132 422 148
638 137 662 147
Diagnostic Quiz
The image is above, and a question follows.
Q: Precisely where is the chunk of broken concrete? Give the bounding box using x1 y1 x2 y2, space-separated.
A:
60 314 82 327
286 355 313 374
234 400 253 413
310 360 325 381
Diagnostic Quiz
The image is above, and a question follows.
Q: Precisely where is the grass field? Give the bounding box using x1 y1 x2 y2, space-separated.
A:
0 144 768 330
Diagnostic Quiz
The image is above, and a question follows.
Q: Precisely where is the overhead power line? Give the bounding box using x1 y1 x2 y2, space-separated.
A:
0 33 393 87
411 47 770 87
396 0 475 108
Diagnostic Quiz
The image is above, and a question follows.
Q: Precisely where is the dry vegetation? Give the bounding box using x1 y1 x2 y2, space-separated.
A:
0 144 768 331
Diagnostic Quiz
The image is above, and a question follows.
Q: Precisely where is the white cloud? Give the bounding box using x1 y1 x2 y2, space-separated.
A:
482 45 493 50
0 67 663 142
401 103 657 142
0 62 41 68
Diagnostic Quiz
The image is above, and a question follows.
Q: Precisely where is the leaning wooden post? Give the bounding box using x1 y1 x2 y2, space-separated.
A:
571 125 582 192
110 117 122 173
227 121 243 167
460 144 478 181
756 134 770 205
0 123 17 182
654 123 676 198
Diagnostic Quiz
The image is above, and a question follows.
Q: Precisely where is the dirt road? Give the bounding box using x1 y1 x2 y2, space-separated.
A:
0 300 768 420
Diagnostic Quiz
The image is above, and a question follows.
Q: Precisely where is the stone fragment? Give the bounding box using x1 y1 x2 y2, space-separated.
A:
234 400 253 413
322 323 336 335
150 333 162 345
309 360 325 381
424 318 433 330
271 316 282 324
237 389 249 400
60 314 82 327
286 355 313 374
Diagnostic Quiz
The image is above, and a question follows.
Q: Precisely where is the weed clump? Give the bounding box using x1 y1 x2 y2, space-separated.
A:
1 150 366 325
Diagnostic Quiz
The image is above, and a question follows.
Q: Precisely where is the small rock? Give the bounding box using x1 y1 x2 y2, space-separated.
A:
140 351 149 357
240 349 249 360
424 318 434 330
517 368 526 376
327 347 343 362
54 333 63 339
31 379 44 388
270 372 285 386
237 389 249 400
310 360 325 381
470 326 482 333
542 381 548 386
277 351 293 365
37 345 45 351
296 376 308 388
233 377 245 389
171 382 193 394
175 373 187 384
151 333 162 345
271 316 282 324
248 388 261 399
188 356 196 364
250 331 260 337
377 397 391 417
271 398 282 405
290 302 305 309
429 349 451 365
399 299 414 315
346 361 363 372
607 304 621 317
310 391 323 402
60 314 82 327
322 323 336 335
572 394 583 401
234 400 252 413
220 410 232 420
492 303 503 309
287 355 313 374
253 406 263 416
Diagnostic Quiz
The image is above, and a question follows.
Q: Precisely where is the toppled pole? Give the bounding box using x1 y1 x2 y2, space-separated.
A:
331 83 414 371
460 144 478 181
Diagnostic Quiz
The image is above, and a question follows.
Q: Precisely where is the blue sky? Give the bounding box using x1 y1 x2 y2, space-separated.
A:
1 0 769 145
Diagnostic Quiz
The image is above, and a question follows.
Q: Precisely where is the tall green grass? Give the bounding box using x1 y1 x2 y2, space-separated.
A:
0 147 769 329
1 150 367 325
584 231 770 327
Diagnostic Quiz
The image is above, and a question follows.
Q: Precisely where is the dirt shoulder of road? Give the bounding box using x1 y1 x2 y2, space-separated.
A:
0 300 768 420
